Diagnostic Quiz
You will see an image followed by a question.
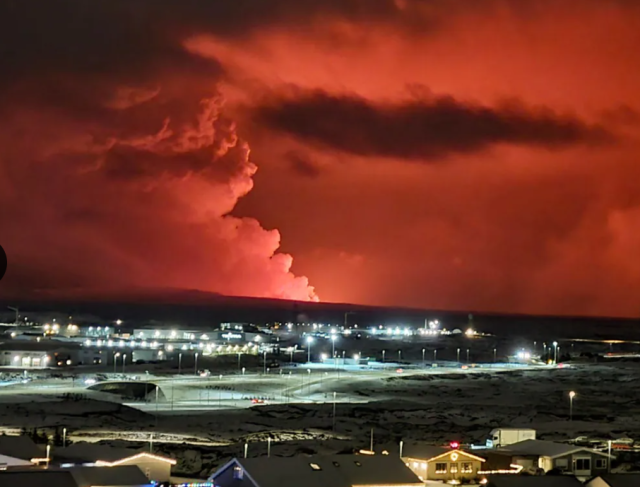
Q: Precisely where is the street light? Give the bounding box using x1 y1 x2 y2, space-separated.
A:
433 349 437 362
263 351 267 374
113 352 120 374
331 334 337 360
456 348 460 362
194 352 199 375
466 349 470 363
569 391 576 421
493 348 497 362
178 353 182 375
306 336 314 363
422 348 426 363
397 350 401 361
553 342 558 364
382 350 386 363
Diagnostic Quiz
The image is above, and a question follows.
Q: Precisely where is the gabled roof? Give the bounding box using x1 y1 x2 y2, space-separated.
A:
0 434 44 460
0 466 151 487
211 455 423 487
56 443 141 463
69 465 152 486
402 443 485 462
402 444 447 460
486 475 583 487
500 440 614 459
588 473 640 487
0 470 77 487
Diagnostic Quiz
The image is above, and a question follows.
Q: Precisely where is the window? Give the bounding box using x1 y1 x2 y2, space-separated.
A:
450 463 458 473
310 463 322 471
574 458 591 471
555 458 568 469
462 462 473 473
596 459 607 469
435 463 447 474
233 466 244 479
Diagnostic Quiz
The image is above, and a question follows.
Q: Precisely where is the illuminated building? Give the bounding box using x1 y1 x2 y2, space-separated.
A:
402 443 486 482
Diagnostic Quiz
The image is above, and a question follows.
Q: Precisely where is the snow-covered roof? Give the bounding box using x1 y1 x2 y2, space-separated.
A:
486 475 583 487
212 455 423 487
588 473 640 487
69 465 151 486
56 443 143 463
402 444 448 460
0 465 151 487
499 440 613 459
0 434 44 460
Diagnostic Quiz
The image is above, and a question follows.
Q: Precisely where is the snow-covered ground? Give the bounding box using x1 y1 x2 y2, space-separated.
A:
0 359 639 478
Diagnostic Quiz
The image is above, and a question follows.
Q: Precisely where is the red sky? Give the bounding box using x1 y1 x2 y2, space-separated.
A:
1 1 639 316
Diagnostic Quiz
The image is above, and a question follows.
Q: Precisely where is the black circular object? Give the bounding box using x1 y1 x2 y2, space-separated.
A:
0 245 5 281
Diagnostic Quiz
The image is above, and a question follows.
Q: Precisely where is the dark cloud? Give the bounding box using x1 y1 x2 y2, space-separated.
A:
286 151 322 179
256 91 613 161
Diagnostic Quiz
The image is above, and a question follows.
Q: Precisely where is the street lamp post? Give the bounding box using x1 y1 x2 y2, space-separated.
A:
456 348 460 362
306 336 314 363
422 348 426 364
493 348 497 363
331 335 337 367
178 353 182 375
263 351 267 375
398 350 401 361
569 391 576 421
553 342 558 364
238 352 242 371
122 354 127 374
113 352 120 374
194 352 199 375
433 349 437 362
382 350 386 363
332 391 337 431
466 349 470 363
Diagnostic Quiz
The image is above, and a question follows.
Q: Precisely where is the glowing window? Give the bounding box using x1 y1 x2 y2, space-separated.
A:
435 463 447 474
450 463 459 473
233 466 244 479
462 462 473 473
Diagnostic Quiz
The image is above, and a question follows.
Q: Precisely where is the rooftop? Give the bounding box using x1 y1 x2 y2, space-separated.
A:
0 465 150 487
212 455 423 487
499 440 613 459
589 473 640 487
486 474 583 487
0 434 44 460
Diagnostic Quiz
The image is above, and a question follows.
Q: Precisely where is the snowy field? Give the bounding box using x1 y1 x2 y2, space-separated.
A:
1 356 640 478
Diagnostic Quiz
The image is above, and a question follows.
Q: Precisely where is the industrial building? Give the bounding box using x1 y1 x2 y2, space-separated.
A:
0 339 102 368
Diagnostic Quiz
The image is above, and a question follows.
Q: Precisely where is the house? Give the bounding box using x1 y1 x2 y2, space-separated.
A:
586 473 640 487
209 454 424 487
495 440 614 478
402 443 485 482
484 475 584 486
0 434 46 467
0 465 152 487
55 443 176 482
